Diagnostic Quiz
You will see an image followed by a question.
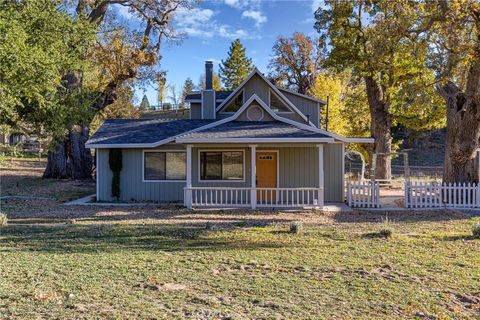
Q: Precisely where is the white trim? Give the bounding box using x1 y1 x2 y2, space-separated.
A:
277 86 327 105
198 149 246 183
142 150 187 182
255 150 280 189
250 145 257 209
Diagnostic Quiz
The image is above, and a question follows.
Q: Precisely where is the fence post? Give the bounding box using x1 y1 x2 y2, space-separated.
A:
404 181 409 208
347 182 352 207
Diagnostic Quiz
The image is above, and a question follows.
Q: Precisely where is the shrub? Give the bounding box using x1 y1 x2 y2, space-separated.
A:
472 224 480 239
290 221 303 234
379 228 393 238
0 212 7 227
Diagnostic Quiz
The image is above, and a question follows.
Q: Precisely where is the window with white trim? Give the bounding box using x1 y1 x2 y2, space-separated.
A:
200 151 244 180
269 90 291 112
223 90 244 112
144 152 186 181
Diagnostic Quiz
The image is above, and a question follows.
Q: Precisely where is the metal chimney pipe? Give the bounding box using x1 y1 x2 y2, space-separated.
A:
205 61 213 90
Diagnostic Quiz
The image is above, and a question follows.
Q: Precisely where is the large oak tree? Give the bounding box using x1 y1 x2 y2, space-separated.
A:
41 0 190 179
314 0 445 180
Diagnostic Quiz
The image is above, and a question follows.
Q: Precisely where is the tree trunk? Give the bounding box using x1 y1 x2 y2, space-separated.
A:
43 127 93 179
438 83 480 184
365 76 392 180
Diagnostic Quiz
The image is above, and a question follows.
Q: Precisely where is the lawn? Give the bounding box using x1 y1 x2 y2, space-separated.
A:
0 160 479 319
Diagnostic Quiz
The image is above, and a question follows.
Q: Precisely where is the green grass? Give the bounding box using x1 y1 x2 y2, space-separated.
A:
1 218 479 319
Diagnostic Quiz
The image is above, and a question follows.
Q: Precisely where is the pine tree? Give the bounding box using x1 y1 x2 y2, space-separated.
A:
219 39 254 90
139 94 150 111
180 78 195 108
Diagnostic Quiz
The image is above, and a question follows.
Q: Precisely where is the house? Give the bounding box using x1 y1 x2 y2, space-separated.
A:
86 61 373 209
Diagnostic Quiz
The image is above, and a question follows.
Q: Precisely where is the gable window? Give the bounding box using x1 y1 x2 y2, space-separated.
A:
223 91 244 112
200 151 244 181
269 90 291 112
144 151 186 181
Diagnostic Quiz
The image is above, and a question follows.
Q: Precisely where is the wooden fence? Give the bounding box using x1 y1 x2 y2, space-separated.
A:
347 181 381 208
405 181 480 209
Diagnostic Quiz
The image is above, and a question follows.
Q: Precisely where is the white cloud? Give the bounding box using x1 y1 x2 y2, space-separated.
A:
174 7 215 27
114 4 137 20
224 0 240 8
241 10 267 27
174 6 259 40
311 0 322 13
224 0 260 9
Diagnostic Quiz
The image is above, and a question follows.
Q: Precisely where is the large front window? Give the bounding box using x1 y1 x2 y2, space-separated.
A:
200 151 244 181
144 152 186 181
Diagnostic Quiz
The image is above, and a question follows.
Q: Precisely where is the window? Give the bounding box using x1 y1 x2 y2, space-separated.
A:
144 152 186 181
223 91 244 112
270 90 291 112
200 151 244 181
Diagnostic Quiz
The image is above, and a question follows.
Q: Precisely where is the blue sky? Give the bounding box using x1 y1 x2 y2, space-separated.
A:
117 0 322 106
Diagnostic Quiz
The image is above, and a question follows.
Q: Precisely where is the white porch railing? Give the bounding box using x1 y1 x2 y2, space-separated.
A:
405 181 480 209
256 188 322 208
347 181 380 208
184 187 323 208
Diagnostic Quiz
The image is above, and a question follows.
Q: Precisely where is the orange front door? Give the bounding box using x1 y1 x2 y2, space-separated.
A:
256 152 277 203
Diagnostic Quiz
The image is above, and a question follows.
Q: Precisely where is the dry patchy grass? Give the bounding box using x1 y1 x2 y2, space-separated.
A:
0 159 479 319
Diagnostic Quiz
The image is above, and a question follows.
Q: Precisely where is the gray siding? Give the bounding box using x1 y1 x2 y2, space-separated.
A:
281 91 320 128
97 143 345 203
324 143 344 202
244 74 269 103
190 103 202 119
97 145 186 202
202 90 215 119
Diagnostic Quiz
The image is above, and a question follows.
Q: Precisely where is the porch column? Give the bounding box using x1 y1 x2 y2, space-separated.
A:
317 144 324 208
185 144 193 209
250 144 257 209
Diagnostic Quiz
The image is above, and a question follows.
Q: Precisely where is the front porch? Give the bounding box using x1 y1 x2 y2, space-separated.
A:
183 143 336 209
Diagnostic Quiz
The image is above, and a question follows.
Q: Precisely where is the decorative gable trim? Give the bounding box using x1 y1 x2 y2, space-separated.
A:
215 69 316 127
175 94 368 143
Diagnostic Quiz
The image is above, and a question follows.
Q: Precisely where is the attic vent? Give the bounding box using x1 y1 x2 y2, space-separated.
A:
246 104 264 121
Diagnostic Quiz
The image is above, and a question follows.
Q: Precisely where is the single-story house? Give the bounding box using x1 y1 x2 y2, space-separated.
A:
86 61 373 209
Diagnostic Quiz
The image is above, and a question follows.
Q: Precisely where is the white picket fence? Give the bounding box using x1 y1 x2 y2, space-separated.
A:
347 181 381 208
405 181 480 209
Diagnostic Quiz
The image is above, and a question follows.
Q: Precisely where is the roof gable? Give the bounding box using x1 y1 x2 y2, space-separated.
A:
215 69 315 126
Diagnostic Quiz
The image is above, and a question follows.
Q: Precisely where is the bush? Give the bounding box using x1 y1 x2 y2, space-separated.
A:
379 228 393 238
472 224 480 239
290 221 303 234
0 212 7 227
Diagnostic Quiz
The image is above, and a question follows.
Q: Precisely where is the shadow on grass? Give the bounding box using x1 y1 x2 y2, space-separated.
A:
0 223 288 254
332 209 476 224
442 235 478 241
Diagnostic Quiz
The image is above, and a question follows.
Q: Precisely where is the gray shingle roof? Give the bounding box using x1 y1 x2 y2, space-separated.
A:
178 121 330 139
86 119 214 146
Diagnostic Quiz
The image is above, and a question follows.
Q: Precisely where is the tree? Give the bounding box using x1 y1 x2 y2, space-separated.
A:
180 78 195 108
198 71 222 91
417 0 479 183
219 39 254 90
157 75 168 110
0 0 94 147
314 1 445 180
268 32 323 94
41 0 190 179
139 94 150 111
169 85 180 109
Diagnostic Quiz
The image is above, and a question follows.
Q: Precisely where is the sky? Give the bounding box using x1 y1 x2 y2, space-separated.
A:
115 0 322 107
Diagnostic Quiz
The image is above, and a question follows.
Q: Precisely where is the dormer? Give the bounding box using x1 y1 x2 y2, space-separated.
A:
185 64 326 128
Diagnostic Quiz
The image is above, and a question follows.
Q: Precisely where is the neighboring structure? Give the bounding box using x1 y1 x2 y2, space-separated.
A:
87 61 373 208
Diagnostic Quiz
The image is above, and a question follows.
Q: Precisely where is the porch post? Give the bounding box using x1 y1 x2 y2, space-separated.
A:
250 144 257 209
317 144 324 208
185 144 193 209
